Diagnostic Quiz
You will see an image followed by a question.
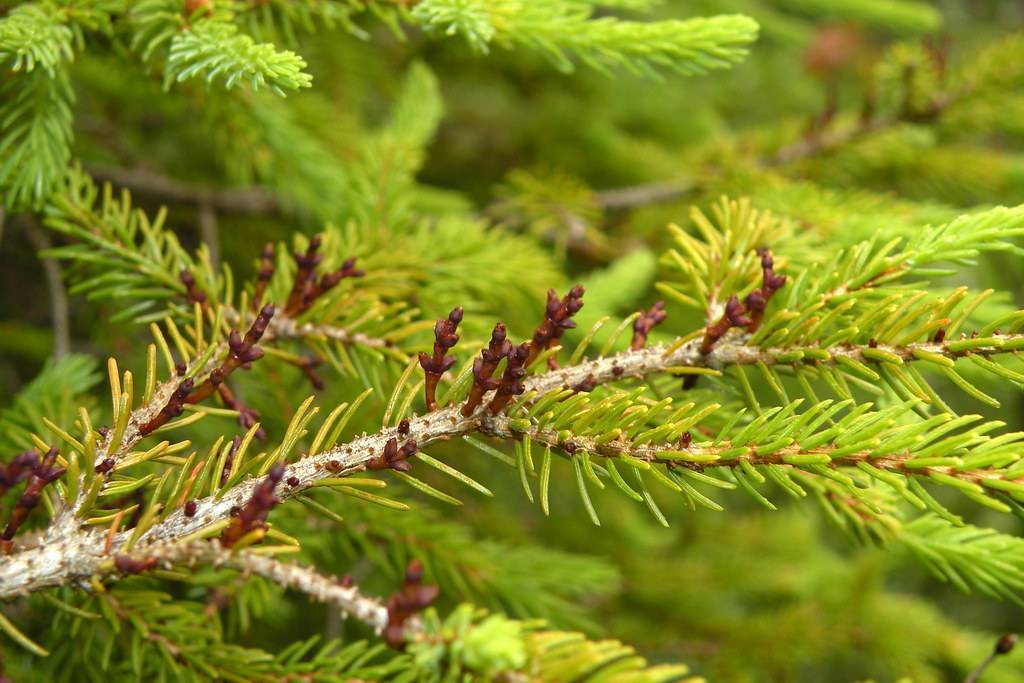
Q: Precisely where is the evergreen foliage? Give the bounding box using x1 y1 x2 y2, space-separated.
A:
3 1 1024 681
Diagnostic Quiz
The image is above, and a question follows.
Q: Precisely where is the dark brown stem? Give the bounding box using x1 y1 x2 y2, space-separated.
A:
138 379 194 436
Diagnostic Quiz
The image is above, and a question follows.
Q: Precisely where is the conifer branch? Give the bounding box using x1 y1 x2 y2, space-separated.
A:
479 413 1011 490
8 317 1024 599
221 551 392 633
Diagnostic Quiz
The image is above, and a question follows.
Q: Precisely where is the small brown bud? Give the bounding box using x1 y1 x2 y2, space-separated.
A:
180 268 207 307
220 464 285 547
996 633 1018 655
384 559 439 649
114 555 158 575
487 343 529 414
419 307 463 411
527 286 585 369
631 301 667 350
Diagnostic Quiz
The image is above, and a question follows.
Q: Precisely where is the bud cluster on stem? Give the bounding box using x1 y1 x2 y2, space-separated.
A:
367 438 418 472
220 463 285 547
461 323 512 416
283 236 364 316
252 242 275 311
384 560 439 648
1 447 64 553
631 300 667 350
526 285 585 369
418 307 463 411
701 248 786 354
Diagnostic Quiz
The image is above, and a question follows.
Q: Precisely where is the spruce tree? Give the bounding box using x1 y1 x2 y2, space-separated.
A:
2 1 1024 681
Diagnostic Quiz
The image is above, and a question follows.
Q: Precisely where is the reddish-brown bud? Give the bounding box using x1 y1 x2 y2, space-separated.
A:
114 555 158 575
180 268 207 307
631 301 667 350
0 451 40 496
572 374 598 393
187 305 274 406
139 379 194 436
220 464 285 547
284 236 364 316
367 438 417 472
461 322 512 416
743 249 786 332
1 447 63 550
300 257 365 311
488 343 530 414
527 286 585 369
420 307 463 411
384 559 439 649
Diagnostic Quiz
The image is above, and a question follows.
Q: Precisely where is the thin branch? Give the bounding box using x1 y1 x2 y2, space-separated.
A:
595 179 694 210
197 201 220 272
144 542 390 632
590 89 965 211
23 220 70 360
260 312 396 351
965 634 1018 683
88 166 279 215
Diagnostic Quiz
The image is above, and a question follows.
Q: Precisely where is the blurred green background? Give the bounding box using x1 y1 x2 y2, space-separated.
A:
5 1 1024 680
